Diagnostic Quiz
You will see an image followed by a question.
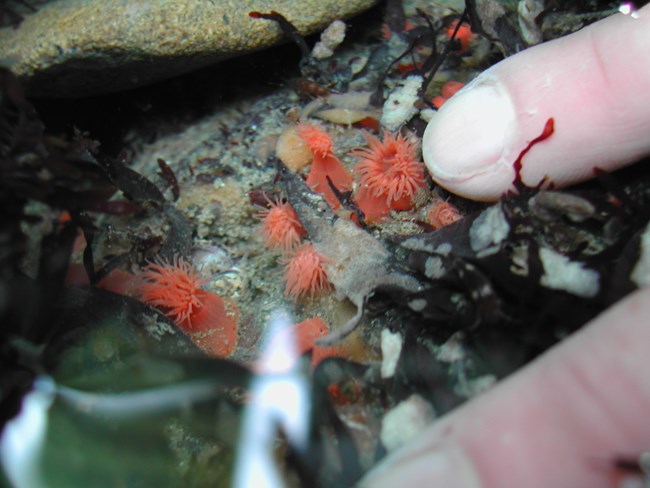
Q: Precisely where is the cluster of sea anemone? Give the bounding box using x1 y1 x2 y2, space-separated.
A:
64 116 464 364
291 121 429 223
257 195 332 301
260 121 450 305
101 121 464 362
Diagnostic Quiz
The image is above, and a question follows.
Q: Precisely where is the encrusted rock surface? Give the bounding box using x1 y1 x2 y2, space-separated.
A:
0 0 379 97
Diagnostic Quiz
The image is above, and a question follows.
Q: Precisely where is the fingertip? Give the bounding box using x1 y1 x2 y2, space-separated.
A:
360 444 482 488
423 7 650 201
422 75 519 201
359 287 650 488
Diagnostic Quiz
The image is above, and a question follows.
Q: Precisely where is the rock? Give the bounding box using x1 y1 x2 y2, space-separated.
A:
0 0 379 98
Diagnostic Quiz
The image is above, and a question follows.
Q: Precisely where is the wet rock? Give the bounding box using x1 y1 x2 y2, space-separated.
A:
0 0 379 98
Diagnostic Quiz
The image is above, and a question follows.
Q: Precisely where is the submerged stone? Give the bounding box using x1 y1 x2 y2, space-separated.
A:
0 0 379 97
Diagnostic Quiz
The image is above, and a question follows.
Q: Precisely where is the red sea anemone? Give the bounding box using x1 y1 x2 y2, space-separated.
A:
283 244 332 300
139 256 238 357
296 122 353 209
257 198 306 254
352 131 426 221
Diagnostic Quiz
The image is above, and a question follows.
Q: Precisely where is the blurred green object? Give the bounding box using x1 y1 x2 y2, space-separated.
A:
2 308 251 488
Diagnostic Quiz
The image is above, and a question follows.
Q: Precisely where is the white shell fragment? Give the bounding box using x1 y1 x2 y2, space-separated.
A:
311 20 347 59
539 247 599 298
469 204 510 256
380 329 403 379
380 75 423 131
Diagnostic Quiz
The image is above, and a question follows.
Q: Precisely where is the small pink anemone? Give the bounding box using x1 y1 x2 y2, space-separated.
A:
426 198 462 229
257 198 306 254
283 244 332 300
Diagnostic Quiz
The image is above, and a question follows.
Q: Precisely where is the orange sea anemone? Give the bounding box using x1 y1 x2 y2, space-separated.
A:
257 199 306 254
287 317 332 360
296 122 333 158
283 244 332 300
296 122 353 209
139 256 238 357
426 198 462 229
185 293 239 358
292 317 342 366
140 256 204 329
352 131 426 221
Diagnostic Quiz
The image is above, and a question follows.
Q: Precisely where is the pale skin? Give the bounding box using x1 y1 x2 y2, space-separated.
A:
422 4 650 201
360 5 650 487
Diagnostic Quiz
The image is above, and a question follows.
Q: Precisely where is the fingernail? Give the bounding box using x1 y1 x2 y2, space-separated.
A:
422 76 518 200
358 445 482 488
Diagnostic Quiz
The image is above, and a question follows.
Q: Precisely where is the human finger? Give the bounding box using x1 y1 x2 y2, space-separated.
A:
359 286 650 487
422 5 650 201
